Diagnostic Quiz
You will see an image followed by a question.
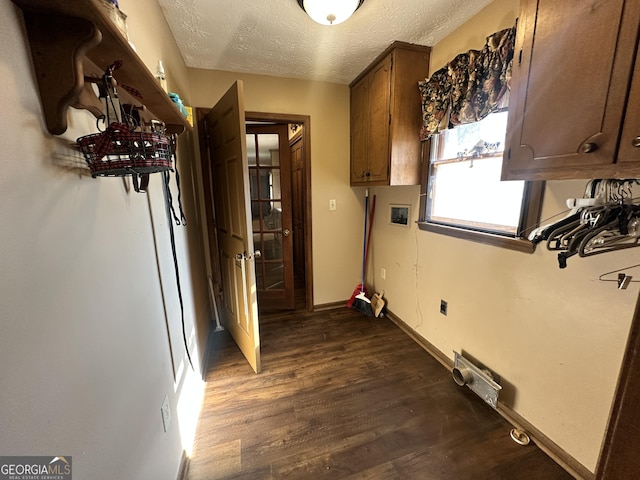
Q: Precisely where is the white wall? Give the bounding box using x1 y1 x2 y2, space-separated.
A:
0 1 207 478
368 0 639 473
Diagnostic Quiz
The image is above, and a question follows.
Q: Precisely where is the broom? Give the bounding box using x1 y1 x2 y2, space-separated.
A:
347 188 369 308
349 189 376 316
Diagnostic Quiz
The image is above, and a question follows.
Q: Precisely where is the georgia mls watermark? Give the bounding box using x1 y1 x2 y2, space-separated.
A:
0 456 71 480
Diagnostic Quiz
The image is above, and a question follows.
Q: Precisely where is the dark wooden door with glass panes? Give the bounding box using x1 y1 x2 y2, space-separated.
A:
246 124 294 310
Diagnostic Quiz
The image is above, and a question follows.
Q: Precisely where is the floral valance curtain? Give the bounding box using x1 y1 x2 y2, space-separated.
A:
418 25 516 141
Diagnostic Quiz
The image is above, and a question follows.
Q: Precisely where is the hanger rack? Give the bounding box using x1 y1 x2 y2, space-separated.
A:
529 179 640 268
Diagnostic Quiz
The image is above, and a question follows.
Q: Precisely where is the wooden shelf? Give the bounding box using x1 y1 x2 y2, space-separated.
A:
11 0 190 135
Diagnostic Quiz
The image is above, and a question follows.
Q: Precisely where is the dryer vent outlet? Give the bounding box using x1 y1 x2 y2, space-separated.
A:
452 351 502 409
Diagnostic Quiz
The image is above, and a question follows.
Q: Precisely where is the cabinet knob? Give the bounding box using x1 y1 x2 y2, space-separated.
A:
632 137 640 148
365 171 371 177
580 142 598 154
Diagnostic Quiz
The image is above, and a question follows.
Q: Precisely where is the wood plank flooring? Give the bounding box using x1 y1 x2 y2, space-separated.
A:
187 308 573 480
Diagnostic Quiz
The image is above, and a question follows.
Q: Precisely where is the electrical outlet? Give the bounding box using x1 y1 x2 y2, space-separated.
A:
380 267 386 279
440 299 448 316
329 199 337 211
161 395 171 433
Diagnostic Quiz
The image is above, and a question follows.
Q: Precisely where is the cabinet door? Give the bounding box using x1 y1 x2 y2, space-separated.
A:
388 48 430 186
350 75 370 184
618 44 640 166
366 54 392 183
503 0 639 180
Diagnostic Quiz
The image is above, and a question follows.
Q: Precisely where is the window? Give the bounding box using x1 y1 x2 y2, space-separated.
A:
418 110 544 253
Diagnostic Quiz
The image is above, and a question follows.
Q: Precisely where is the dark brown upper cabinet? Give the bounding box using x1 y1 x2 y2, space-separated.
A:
350 42 430 186
502 0 640 181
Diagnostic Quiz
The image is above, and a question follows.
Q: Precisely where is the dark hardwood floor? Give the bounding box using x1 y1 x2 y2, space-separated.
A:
187 307 572 479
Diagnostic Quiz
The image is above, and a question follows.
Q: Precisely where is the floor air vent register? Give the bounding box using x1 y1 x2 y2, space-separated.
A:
452 351 502 409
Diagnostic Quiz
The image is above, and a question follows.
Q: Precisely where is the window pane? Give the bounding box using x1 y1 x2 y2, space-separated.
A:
440 110 508 161
246 134 257 166
257 134 280 166
263 233 283 261
266 169 282 201
428 156 525 233
264 263 284 290
263 201 282 231
426 110 525 235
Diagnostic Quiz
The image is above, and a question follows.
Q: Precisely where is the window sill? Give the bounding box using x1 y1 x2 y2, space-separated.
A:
417 221 536 253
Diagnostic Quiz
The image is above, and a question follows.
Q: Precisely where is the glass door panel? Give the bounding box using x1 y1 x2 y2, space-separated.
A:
246 125 293 308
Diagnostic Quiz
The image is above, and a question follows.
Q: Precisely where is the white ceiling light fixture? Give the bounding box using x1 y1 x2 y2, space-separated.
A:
297 0 365 26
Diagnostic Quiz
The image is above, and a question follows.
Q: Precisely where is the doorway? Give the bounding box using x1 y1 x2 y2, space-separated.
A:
245 113 312 313
197 108 313 314
246 123 294 310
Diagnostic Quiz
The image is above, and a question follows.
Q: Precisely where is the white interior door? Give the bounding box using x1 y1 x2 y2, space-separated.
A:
205 81 261 373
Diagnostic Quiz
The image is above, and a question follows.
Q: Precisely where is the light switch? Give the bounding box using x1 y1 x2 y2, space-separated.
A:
329 199 337 211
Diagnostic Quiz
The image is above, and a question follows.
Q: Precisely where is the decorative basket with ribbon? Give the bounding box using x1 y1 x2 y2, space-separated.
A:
77 121 173 177
76 61 174 187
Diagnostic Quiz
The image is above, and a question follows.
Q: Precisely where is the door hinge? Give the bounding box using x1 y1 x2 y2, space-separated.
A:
518 49 523 65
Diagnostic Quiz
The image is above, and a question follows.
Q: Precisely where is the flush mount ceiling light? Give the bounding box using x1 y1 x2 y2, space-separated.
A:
297 0 365 26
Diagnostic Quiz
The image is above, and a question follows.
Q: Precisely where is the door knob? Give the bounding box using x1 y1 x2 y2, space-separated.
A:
632 136 640 148
283 229 291 237
253 250 262 259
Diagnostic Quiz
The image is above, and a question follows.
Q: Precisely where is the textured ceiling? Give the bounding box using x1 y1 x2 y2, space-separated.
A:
157 0 493 85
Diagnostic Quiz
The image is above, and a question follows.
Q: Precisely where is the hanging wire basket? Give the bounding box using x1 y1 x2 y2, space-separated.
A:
77 61 174 179
77 122 174 178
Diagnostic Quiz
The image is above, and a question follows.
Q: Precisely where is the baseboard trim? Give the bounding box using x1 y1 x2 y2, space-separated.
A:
177 450 189 480
385 309 594 480
385 311 453 370
497 404 594 480
201 319 220 381
313 300 347 312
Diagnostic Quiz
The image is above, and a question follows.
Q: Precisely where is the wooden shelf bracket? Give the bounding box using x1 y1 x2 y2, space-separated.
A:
23 11 102 135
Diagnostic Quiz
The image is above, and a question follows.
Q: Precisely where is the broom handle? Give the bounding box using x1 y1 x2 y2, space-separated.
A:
364 194 376 281
360 190 369 288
